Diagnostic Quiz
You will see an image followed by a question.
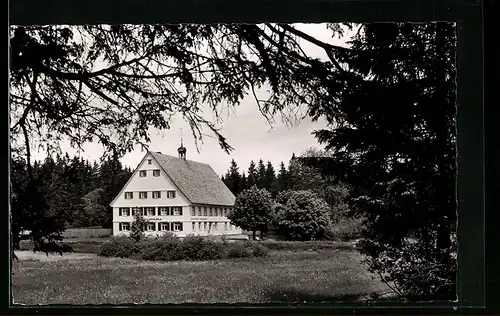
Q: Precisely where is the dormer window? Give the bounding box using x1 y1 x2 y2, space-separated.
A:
139 170 147 177
147 159 152 165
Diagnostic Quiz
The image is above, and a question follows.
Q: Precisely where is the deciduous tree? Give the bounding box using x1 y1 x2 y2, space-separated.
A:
227 185 273 240
274 190 332 241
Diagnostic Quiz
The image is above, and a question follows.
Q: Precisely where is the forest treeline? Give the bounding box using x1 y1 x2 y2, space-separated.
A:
11 153 132 230
221 149 351 220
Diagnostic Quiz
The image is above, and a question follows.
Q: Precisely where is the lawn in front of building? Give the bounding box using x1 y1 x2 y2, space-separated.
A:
12 248 394 304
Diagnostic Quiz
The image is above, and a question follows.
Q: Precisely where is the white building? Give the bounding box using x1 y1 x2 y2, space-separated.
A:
110 145 242 237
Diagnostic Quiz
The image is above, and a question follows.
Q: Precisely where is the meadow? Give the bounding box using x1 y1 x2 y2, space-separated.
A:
12 240 394 305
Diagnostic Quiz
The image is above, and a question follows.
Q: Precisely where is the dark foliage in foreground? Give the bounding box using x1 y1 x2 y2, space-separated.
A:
307 23 457 300
99 234 269 261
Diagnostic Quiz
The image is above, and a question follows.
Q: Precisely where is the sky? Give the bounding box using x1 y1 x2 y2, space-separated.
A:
30 23 351 177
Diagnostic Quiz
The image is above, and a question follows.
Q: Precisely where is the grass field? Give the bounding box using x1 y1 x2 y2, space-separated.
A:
12 248 393 305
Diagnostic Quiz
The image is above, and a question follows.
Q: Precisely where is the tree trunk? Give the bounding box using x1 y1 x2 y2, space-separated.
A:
252 230 256 240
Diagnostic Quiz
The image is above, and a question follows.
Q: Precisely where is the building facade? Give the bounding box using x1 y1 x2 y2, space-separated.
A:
110 147 242 237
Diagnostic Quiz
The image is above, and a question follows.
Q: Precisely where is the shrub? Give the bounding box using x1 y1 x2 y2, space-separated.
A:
99 234 270 261
251 243 270 257
139 234 183 261
329 217 365 241
226 241 269 258
181 235 227 261
359 239 457 300
240 246 254 258
99 236 140 258
259 240 353 252
274 190 332 241
227 243 247 258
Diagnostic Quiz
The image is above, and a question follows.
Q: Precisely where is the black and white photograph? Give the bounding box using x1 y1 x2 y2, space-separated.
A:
10 22 457 305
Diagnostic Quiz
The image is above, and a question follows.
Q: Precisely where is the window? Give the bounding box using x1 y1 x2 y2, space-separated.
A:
191 207 196 216
153 169 160 177
192 222 196 231
147 223 156 231
225 222 228 231
230 224 233 230
159 207 169 216
214 223 218 231
173 222 183 232
145 207 155 216
147 159 152 165
204 222 207 230
167 190 176 199
152 191 161 199
124 192 133 199
132 207 142 216
159 222 170 231
119 207 130 216
139 170 147 177
173 207 182 216
139 191 148 199
203 207 207 216
119 222 130 231
209 208 213 216
197 207 202 216
198 222 202 230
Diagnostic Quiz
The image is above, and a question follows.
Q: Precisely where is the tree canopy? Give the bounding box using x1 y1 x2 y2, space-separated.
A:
227 185 273 240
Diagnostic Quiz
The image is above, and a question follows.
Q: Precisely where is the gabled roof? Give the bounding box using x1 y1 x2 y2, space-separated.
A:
149 151 235 206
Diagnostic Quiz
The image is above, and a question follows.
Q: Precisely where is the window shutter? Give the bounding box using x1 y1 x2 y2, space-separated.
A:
119 208 122 216
180 222 183 231
152 207 156 216
179 207 183 216
157 222 162 231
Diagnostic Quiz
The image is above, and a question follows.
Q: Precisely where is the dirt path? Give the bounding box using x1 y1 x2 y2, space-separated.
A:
14 250 97 262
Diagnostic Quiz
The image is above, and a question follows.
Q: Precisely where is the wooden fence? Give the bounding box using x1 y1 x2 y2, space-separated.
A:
62 227 112 238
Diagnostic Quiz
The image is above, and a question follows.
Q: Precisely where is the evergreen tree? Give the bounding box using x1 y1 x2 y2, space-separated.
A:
99 153 130 228
311 23 457 299
277 161 289 192
226 159 242 195
240 172 247 192
265 161 279 196
256 159 267 189
288 154 299 189
246 160 258 188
